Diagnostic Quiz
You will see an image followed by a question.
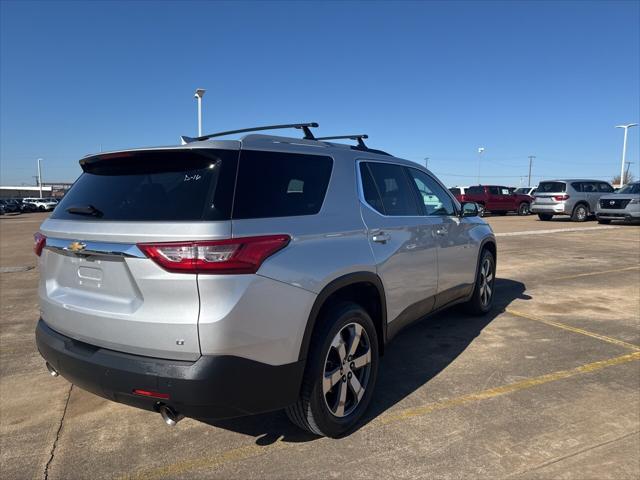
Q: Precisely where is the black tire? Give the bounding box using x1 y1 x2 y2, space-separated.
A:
463 249 496 316
538 213 553 221
517 202 530 216
571 203 589 222
286 302 379 437
597 218 611 224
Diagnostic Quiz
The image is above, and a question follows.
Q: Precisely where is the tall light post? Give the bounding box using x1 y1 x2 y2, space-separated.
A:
37 158 44 198
194 88 206 137
477 147 485 184
615 123 637 187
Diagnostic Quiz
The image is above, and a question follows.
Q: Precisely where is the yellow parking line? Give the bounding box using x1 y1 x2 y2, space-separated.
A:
506 309 640 351
554 265 640 281
376 351 640 426
123 351 640 479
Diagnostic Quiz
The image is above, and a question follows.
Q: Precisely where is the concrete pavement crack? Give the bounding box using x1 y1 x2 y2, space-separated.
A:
43 384 73 480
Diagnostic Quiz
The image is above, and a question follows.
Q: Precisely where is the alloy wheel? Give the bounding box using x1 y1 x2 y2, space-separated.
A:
322 322 372 418
479 257 494 307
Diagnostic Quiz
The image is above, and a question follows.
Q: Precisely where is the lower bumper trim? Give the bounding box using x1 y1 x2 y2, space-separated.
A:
35 319 304 419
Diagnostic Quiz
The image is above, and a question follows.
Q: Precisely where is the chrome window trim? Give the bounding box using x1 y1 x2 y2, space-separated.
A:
44 237 146 259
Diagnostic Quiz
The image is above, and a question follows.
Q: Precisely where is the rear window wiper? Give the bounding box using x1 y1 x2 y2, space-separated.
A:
66 205 104 217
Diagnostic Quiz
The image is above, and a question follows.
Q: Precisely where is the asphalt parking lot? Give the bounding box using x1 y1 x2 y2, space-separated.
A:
1 212 639 480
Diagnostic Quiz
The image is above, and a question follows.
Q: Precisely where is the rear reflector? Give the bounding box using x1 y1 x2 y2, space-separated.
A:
132 389 170 400
34 232 46 256
138 235 290 274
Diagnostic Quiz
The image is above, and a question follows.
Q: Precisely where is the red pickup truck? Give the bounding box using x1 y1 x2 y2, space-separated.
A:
454 185 533 216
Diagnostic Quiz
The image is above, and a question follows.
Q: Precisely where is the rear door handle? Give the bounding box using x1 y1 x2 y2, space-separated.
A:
372 232 391 243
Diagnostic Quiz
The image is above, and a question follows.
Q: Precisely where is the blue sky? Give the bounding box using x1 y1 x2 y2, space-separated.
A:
1 0 638 188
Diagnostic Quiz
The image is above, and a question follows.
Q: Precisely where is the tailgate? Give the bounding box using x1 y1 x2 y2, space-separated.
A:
39 236 202 361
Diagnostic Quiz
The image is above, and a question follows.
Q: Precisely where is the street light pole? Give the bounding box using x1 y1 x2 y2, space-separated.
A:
194 89 206 137
477 147 485 184
615 123 638 187
528 155 535 187
37 158 43 198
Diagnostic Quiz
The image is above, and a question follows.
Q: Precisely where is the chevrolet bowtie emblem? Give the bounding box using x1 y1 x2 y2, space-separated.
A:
67 241 86 253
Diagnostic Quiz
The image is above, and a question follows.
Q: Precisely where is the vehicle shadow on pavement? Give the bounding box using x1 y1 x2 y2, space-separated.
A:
201 278 529 444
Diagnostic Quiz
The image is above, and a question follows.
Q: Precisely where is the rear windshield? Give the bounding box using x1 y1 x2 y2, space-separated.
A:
537 182 566 193
466 186 484 194
52 148 333 222
52 150 238 221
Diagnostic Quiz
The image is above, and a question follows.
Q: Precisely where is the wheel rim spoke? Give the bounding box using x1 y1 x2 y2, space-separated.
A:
331 334 347 363
352 350 371 369
348 373 365 402
347 324 363 358
323 366 342 395
334 380 347 417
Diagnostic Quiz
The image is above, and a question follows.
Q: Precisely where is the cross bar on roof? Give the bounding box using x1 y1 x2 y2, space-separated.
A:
315 134 369 148
180 122 319 144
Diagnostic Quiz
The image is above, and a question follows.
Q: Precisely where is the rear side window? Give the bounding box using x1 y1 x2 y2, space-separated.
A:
360 162 420 216
232 150 333 219
581 182 598 193
538 182 566 193
52 150 238 221
598 183 614 193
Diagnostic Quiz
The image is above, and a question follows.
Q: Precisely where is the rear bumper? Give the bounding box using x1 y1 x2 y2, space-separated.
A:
530 203 569 215
36 319 304 419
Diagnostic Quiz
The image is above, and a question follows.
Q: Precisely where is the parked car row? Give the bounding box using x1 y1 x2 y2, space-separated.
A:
448 180 638 224
0 197 58 215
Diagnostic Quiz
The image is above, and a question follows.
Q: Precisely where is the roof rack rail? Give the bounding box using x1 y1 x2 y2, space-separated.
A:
181 122 319 144
315 134 369 148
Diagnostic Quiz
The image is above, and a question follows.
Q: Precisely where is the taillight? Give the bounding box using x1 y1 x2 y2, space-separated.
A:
34 232 46 256
138 235 290 274
553 195 570 201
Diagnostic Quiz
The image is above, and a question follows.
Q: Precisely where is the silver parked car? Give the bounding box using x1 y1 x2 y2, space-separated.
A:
596 181 640 224
34 123 496 437
530 179 615 222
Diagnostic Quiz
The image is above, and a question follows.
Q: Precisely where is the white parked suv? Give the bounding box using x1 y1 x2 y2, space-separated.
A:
35 123 497 437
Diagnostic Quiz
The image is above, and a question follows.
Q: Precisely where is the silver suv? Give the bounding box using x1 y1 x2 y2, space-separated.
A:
596 181 640 224
34 123 496 437
531 179 615 222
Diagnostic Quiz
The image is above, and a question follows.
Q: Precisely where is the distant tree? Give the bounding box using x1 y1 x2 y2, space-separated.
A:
612 171 635 186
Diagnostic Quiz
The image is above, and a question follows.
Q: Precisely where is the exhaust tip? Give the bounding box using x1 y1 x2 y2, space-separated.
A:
46 362 59 377
159 405 184 426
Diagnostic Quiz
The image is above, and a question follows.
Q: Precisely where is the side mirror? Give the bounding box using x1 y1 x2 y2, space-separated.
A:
460 202 479 217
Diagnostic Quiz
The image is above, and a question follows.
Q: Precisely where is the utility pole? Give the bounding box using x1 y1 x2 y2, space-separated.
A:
625 161 634 184
528 156 535 187
424 157 430 170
